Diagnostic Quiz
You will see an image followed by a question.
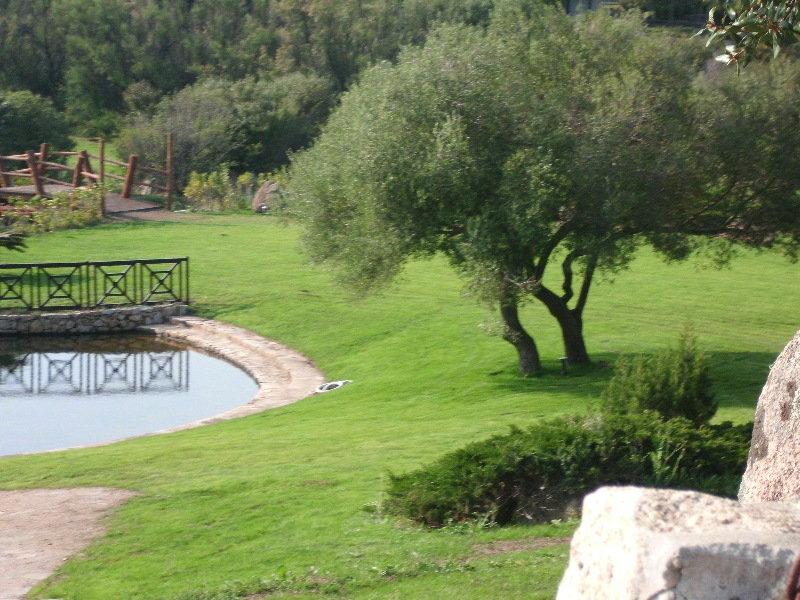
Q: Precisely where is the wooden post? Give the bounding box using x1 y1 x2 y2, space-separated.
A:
26 150 45 197
80 150 94 181
38 143 48 176
98 138 105 185
72 154 84 188
0 159 10 187
166 132 174 210
122 154 138 199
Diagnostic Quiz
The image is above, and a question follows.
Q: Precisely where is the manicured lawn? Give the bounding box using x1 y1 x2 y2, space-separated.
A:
0 216 797 599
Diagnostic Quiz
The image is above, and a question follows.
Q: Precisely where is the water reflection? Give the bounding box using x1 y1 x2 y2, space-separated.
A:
0 335 258 456
1 350 189 395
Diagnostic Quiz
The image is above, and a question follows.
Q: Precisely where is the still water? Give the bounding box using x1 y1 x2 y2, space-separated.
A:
0 335 259 456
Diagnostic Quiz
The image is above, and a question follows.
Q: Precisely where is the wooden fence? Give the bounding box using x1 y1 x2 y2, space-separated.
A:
0 134 176 211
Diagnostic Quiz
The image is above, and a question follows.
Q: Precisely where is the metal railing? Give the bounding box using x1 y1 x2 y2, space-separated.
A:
0 257 189 312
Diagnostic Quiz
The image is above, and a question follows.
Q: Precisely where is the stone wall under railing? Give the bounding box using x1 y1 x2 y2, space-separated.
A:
0 304 188 336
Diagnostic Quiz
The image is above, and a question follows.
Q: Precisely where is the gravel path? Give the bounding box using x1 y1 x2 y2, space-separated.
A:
0 488 136 600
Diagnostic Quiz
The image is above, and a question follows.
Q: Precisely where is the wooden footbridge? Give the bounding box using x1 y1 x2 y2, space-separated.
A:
0 136 175 215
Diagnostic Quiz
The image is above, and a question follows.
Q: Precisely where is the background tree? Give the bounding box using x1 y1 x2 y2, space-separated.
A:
288 7 800 375
0 90 72 154
118 73 334 187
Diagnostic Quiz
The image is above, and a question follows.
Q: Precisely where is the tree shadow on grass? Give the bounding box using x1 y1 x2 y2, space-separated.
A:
484 350 778 415
706 351 776 411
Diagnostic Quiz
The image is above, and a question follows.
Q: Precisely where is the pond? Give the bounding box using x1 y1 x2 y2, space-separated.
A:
0 335 259 456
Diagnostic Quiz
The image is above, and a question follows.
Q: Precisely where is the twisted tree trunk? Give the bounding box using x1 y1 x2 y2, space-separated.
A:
500 294 542 376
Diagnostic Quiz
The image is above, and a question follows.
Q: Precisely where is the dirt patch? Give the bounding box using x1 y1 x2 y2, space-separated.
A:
0 488 135 600
470 536 572 558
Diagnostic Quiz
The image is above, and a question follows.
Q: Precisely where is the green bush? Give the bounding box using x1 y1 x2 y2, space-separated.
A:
182 166 265 212
8 187 104 233
602 332 717 425
385 413 751 527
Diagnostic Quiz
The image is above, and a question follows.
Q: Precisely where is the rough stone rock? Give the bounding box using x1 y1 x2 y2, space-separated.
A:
251 180 279 213
0 303 187 336
739 330 800 503
556 486 800 600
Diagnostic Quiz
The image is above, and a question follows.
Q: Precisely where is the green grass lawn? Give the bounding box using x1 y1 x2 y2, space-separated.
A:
1 216 797 599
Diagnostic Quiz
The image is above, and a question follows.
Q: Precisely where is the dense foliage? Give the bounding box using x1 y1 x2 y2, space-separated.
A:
0 89 72 154
0 0 564 135
602 332 717 425
288 7 800 375
385 413 751 526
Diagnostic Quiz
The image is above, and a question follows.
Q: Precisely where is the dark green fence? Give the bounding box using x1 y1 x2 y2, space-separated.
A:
0 257 189 312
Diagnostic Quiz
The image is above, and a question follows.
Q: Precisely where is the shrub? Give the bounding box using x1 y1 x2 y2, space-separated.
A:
384 413 751 527
602 332 717 425
182 166 265 212
8 187 104 233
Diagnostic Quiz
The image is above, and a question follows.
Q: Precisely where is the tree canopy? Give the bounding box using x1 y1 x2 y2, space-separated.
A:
289 7 800 375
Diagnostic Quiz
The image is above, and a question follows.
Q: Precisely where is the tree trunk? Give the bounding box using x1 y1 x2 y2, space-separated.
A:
500 299 542 376
535 286 591 366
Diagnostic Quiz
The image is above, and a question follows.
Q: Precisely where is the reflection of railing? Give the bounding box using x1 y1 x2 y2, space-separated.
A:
0 257 189 312
0 351 189 396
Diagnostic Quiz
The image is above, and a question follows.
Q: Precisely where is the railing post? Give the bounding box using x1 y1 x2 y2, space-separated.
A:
80 150 95 185
166 132 174 211
72 154 84 187
0 159 10 187
38 143 48 176
98 138 105 185
122 154 138 199
26 150 45 197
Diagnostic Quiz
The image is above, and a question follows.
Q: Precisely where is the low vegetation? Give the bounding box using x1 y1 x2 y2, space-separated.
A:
6 187 104 234
183 166 267 212
385 414 751 527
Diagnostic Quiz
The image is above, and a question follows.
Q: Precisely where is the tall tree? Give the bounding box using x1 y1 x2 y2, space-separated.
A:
288 8 800 375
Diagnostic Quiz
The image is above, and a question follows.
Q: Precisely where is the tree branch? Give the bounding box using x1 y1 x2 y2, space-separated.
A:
574 252 598 318
534 220 574 280
560 249 582 304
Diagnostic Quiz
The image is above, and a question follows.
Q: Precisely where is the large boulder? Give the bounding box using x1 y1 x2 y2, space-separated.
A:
557 486 800 600
251 180 279 213
739 330 800 503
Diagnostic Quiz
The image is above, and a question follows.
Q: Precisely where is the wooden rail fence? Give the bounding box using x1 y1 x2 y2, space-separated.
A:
0 134 175 211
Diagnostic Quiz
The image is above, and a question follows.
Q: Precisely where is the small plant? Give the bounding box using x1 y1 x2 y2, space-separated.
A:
602 331 717 425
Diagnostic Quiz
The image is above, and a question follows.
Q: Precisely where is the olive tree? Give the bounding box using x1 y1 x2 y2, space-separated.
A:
705 1 800 64
289 8 800 375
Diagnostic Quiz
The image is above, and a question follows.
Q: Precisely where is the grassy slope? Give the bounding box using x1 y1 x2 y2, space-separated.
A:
0 216 797 599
